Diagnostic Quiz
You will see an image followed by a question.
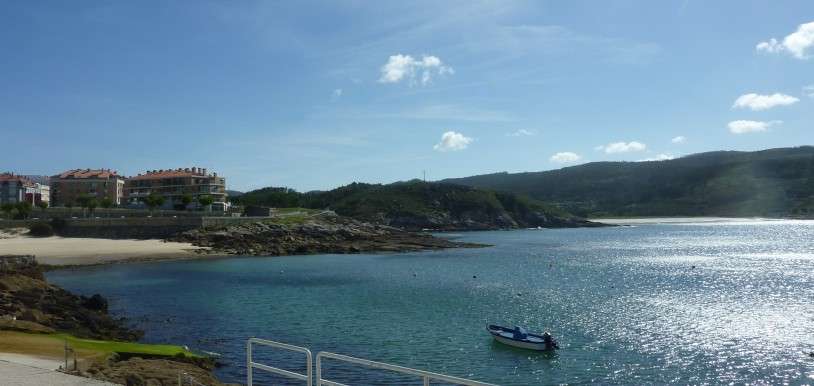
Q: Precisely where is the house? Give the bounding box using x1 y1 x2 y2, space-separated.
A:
0 173 38 205
124 167 228 211
50 169 125 207
23 176 51 204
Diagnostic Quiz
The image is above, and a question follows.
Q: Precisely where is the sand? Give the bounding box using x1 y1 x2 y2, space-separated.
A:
0 234 213 266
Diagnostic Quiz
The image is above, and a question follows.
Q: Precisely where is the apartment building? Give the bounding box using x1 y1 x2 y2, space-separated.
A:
50 169 125 207
124 167 228 210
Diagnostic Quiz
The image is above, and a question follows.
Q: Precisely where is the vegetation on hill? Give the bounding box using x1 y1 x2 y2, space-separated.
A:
234 180 599 230
443 146 814 218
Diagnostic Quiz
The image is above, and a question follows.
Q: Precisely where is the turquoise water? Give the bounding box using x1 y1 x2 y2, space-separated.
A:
47 220 814 385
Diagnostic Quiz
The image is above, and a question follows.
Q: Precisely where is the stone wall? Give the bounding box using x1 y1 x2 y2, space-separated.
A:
55 217 204 239
0 217 277 239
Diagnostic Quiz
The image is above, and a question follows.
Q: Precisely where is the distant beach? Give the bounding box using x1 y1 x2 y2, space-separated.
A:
0 231 212 266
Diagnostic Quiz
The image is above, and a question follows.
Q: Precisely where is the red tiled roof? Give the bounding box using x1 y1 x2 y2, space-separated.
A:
129 171 200 180
0 173 35 186
53 169 122 179
129 168 216 180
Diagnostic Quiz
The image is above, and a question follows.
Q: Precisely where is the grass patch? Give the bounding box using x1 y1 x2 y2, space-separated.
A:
0 331 199 361
54 333 200 357
273 207 319 215
270 207 326 226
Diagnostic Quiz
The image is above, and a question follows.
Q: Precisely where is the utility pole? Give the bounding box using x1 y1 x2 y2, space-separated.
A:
422 170 426 182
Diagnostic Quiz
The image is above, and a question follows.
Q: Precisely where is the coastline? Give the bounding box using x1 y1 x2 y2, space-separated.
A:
590 216 810 225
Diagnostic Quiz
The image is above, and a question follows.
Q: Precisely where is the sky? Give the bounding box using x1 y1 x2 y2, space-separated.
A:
1 1 813 192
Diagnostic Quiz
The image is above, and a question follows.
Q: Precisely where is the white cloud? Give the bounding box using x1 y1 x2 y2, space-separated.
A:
507 129 536 137
732 93 799 111
550 152 581 163
671 136 686 144
379 54 454 85
804 85 814 98
433 131 472 152
638 154 675 162
596 141 647 154
756 21 814 59
727 120 782 134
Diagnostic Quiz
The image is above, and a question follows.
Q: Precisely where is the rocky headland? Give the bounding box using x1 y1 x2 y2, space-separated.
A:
169 214 486 256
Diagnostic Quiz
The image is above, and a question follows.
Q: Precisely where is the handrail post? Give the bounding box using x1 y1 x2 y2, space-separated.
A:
316 355 322 386
307 350 313 386
247 340 253 386
423 375 430 386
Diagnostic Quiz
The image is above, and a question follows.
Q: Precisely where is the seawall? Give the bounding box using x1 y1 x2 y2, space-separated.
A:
0 217 277 239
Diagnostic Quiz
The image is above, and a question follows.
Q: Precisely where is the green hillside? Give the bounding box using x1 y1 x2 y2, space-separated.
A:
443 146 814 218
235 181 600 230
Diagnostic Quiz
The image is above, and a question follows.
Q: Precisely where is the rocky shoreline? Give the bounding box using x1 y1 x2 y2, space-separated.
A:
0 255 139 341
0 255 229 386
169 214 488 256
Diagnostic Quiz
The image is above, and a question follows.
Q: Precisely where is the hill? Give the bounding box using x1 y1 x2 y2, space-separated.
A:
443 146 814 218
234 181 601 230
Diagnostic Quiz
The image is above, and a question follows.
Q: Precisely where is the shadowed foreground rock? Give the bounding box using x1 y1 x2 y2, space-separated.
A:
0 255 140 341
169 215 486 256
83 357 233 386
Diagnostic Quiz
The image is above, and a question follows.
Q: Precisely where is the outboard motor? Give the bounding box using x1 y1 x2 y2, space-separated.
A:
542 332 559 350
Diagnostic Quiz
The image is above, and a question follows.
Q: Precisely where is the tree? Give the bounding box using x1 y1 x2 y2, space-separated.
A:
197 195 214 212
143 193 165 215
180 194 193 211
1 203 15 219
99 197 113 217
86 197 98 216
14 202 32 219
76 195 93 218
36 201 48 214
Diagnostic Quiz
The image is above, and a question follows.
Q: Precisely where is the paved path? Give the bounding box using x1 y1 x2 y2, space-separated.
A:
0 357 119 386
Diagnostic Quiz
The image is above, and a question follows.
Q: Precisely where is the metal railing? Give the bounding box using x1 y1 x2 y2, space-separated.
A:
247 338 313 386
315 351 497 386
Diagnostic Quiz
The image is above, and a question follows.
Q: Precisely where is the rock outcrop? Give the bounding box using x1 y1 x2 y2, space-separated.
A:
169 215 485 256
0 255 140 341
84 356 231 386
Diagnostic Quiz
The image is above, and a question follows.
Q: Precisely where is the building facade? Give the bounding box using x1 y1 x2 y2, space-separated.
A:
50 169 125 207
22 176 51 204
0 173 38 205
124 167 228 210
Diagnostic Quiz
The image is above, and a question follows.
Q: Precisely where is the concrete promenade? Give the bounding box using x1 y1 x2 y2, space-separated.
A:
0 354 118 386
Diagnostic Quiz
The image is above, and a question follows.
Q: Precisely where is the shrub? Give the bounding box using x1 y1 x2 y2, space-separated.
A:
50 217 68 233
28 222 54 237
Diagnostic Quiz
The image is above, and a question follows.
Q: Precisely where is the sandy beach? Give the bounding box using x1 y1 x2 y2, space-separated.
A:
0 232 212 266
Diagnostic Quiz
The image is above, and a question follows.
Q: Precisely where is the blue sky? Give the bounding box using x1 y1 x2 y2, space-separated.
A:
1 1 812 192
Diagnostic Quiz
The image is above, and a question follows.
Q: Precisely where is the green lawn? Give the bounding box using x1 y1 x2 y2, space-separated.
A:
0 331 201 362
56 333 200 357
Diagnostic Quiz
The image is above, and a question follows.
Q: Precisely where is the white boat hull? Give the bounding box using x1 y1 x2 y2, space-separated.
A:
492 335 548 351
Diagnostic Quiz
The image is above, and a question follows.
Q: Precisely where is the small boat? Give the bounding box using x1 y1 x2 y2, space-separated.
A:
487 325 559 351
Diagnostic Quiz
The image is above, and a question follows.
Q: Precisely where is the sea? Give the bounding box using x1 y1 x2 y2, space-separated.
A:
47 219 814 385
